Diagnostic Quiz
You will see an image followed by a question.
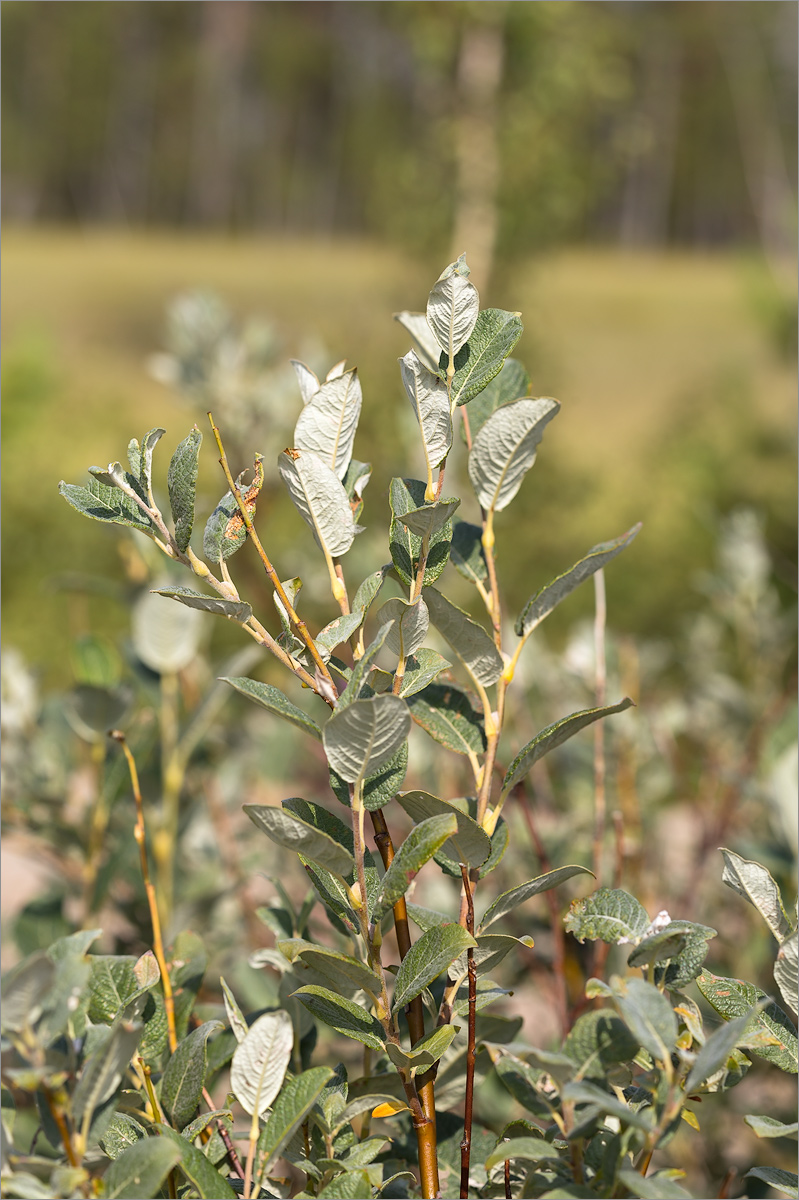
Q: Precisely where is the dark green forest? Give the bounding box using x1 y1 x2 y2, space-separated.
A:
3 1 797 279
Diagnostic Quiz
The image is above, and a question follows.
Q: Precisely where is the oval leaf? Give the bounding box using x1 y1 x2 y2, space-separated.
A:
423 586 503 687
294 368 362 480
244 804 355 876
161 1020 223 1130
480 866 593 932
426 255 479 363
154 586 252 624
392 925 476 1011
223 676 322 740
451 308 524 408
501 699 635 798
323 694 410 784
389 477 453 587
516 525 642 638
397 790 491 869
564 887 650 945
407 683 486 756
400 350 452 497
167 427 202 552
375 814 459 920
292 986 386 1049
279 449 358 558
230 1010 293 1118
468 397 560 513
376 597 429 660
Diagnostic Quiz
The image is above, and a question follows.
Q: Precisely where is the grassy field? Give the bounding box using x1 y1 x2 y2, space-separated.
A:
2 228 795 681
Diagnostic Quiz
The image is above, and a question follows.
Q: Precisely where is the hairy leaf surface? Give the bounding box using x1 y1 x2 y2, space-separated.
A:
468 398 560 513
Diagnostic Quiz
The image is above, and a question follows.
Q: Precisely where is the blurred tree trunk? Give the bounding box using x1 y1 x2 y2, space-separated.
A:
714 7 797 279
98 5 155 223
451 14 505 291
188 0 252 226
618 24 682 247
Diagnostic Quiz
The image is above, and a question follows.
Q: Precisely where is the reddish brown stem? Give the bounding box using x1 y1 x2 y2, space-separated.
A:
460 863 477 1199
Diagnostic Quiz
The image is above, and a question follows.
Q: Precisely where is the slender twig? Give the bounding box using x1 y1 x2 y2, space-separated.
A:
202 1086 245 1179
207 411 336 687
459 863 477 1199
504 1156 512 1199
111 731 177 1054
591 568 607 881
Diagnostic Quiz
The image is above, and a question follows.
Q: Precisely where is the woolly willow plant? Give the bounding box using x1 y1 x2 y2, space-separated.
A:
6 256 791 1200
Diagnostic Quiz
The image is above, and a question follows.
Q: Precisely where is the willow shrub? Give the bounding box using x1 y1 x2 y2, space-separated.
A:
2 257 796 1200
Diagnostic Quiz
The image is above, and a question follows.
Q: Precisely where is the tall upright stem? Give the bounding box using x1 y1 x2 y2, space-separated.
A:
459 864 477 1199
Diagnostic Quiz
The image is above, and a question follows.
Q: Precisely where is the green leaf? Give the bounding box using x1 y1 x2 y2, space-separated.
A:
502 699 634 798
284 798 380 919
329 740 408 813
685 1011 754 1093
393 310 441 373
494 1056 552 1117
468 397 560 514
407 683 486 756
611 977 678 1065
744 1114 799 1139
376 597 429 660
317 1171 375 1199
451 308 524 408
244 804 355 876
153 586 252 623
103 1136 183 1200
398 498 461 540
628 921 716 969
389 477 453 587
564 887 650 945
323 694 410 784
342 458 372 522
315 611 365 658
453 978 512 1018
562 1010 640 1080
745 1168 798 1199
423 586 503 688
294 367 362 480
337 621 394 709
161 1019 222 1130
128 427 165 498
292 986 386 1050
461 358 531 440
279 449 359 558
351 566 391 620
695 970 798 1073
392 925 476 1011
776 929 798 1016
516 524 642 638
296 948 380 996
485 1136 560 1171
615 1166 692 1199
72 1019 143 1131
0 952 55 1033
407 903 452 933
480 866 593 932
155 1124 238 1199
374 814 459 920
396 791 491 869
400 350 452 496
256 1067 335 1182
561 1080 655 1132
398 648 451 698
427 254 479 362
167 427 202 551
386 1024 459 1072
230 1010 293 1117
450 934 534 983
59 476 154 534
720 848 793 941
450 521 488 585
222 676 322 740
202 489 243 562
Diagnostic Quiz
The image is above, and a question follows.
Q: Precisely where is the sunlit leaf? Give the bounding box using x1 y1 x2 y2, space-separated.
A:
279 449 359 558
450 308 524 408
392 925 476 1011
501 699 634 797
468 398 560 513
167 427 202 551
323 694 410 784
244 804 355 876
376 596 429 660
423 586 503 687
481 866 593 932
294 367 362 480
400 350 452 496
223 676 322 740
426 254 479 363
230 1010 293 1117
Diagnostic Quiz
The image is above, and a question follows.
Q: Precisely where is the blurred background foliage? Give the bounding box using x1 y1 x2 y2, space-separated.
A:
1 3 796 1190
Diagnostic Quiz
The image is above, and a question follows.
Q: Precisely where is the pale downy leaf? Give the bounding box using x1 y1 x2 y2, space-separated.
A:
278 449 359 558
244 804 355 876
230 1010 293 1117
220 977 248 1044
516 524 642 638
423 586 503 687
719 848 793 942
323 694 410 784
426 254 479 364
294 368 362 480
291 359 320 405
376 597 429 659
393 311 441 373
400 350 452 497
468 398 560 513
775 929 798 1017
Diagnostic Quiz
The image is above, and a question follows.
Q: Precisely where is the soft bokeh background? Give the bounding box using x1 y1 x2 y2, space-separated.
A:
2 3 797 1194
